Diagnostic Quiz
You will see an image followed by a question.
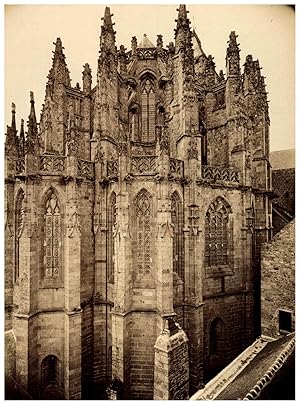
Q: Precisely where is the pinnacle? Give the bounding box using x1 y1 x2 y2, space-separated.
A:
47 37 71 89
227 31 240 53
177 4 189 19
175 4 190 28
54 37 63 55
11 102 16 131
174 4 192 52
20 119 25 135
29 91 36 122
99 6 116 53
83 63 91 75
101 6 114 31
104 7 112 23
26 91 38 142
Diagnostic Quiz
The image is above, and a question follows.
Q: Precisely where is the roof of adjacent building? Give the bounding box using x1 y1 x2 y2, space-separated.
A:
272 168 295 216
270 149 295 170
190 333 295 401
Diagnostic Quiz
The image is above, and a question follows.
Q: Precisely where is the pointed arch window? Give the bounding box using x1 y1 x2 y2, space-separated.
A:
171 192 184 281
44 192 61 278
15 190 25 281
135 190 151 274
205 197 232 269
107 192 116 283
141 78 155 142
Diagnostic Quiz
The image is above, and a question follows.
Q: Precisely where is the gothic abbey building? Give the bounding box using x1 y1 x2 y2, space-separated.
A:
5 5 272 400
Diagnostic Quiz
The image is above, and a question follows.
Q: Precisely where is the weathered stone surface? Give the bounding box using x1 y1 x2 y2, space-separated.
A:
261 220 295 339
5 4 272 400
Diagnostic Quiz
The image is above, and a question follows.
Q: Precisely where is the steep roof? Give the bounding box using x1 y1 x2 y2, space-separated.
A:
138 34 155 49
190 334 295 401
272 168 295 216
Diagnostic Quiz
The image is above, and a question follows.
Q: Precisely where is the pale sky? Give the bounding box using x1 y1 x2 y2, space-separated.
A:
4 4 295 152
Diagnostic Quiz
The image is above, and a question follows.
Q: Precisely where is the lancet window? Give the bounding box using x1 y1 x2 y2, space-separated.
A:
141 78 155 142
44 192 61 278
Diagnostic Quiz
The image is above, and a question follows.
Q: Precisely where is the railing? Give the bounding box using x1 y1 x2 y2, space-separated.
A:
107 160 119 177
77 159 94 178
131 156 157 174
15 158 25 174
170 158 184 177
40 155 66 173
201 165 240 183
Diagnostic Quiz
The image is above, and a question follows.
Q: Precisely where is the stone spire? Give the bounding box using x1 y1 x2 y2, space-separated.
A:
46 38 71 94
25 92 39 155
174 4 192 53
226 31 241 77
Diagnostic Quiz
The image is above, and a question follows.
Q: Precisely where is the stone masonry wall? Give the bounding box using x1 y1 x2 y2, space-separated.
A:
81 304 94 398
203 293 251 382
261 220 295 339
129 312 157 399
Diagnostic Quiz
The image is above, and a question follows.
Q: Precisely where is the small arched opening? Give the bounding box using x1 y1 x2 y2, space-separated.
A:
206 317 226 382
40 355 62 399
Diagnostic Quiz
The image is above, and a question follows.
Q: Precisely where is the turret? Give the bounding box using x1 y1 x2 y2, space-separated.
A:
40 37 71 155
170 4 199 156
225 31 242 118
